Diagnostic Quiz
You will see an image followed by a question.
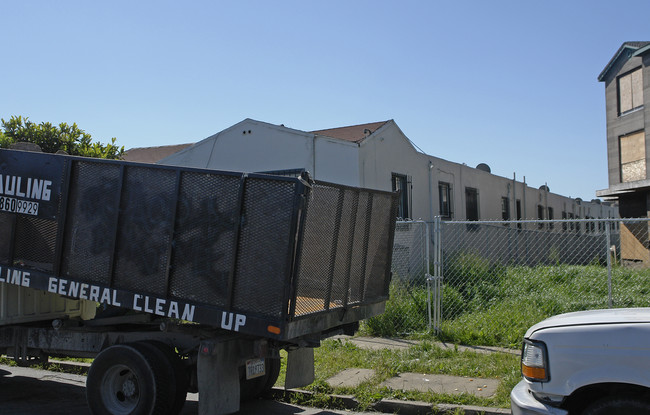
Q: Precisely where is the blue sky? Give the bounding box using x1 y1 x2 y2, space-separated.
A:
2 1 649 200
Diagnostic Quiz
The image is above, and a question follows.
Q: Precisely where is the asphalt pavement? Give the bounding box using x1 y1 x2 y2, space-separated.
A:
0 364 378 415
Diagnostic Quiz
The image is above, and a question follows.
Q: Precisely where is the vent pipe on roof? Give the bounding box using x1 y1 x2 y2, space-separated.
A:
363 128 372 136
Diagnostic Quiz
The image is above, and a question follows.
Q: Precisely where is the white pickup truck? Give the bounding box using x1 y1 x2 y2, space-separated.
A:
510 308 650 415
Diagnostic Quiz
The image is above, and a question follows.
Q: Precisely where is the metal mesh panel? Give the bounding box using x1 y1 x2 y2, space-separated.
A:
168 172 241 306
328 189 360 309
362 193 396 300
13 216 58 271
61 162 121 284
293 185 342 315
293 186 396 317
231 178 297 318
347 192 372 305
112 166 176 297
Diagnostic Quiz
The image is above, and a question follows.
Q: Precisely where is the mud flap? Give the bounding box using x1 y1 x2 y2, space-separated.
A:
197 340 240 415
284 347 315 389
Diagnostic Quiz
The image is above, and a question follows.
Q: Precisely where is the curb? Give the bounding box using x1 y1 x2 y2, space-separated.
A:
271 387 511 415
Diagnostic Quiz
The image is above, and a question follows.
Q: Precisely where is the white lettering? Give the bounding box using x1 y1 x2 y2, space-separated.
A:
31 179 43 200
181 304 195 322
48 277 57 293
89 285 100 302
168 301 179 318
155 298 165 316
112 290 121 307
42 180 52 201
58 278 68 295
100 288 111 304
234 314 246 331
79 283 89 299
144 296 153 313
133 294 143 311
9 270 21 285
68 280 79 297
21 271 29 287
5 176 15 196
221 312 233 330
15 177 25 197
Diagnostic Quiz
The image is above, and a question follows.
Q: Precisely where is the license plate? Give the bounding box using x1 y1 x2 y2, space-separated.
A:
0 197 39 216
245 358 265 380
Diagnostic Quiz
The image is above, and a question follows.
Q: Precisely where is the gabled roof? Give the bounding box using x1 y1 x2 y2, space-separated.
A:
598 41 650 82
123 143 194 163
311 121 390 143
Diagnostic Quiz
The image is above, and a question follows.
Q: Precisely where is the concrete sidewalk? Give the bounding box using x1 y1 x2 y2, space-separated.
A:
319 335 514 414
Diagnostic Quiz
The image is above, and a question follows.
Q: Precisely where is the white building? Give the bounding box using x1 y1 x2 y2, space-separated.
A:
156 118 617 223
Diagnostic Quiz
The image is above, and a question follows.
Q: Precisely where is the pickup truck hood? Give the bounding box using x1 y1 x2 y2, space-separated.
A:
526 308 650 337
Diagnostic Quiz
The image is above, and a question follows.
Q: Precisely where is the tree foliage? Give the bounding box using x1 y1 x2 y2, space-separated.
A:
0 115 124 159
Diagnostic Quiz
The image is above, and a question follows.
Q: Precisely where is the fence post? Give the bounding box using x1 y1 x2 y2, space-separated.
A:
425 221 432 331
429 217 442 333
606 220 612 308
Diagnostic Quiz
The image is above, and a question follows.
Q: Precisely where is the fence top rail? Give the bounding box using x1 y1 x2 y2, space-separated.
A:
437 218 646 225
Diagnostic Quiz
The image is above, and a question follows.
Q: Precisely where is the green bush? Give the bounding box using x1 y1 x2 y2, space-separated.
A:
363 282 429 336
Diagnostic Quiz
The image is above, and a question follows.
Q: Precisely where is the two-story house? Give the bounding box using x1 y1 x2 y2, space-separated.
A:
597 41 650 262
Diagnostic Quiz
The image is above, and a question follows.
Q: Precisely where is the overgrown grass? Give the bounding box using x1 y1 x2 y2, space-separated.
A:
277 338 520 409
364 259 650 348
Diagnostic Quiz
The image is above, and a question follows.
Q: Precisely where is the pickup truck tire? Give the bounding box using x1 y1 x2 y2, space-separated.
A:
86 343 170 415
240 357 281 401
582 396 650 415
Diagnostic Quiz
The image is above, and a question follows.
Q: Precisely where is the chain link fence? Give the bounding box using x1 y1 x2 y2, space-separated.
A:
363 221 431 336
366 218 650 348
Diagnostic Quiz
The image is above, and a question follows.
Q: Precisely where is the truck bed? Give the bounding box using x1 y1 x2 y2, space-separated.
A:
0 149 398 341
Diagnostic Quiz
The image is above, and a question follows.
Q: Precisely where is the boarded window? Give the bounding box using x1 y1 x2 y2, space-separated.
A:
618 68 644 115
620 130 646 182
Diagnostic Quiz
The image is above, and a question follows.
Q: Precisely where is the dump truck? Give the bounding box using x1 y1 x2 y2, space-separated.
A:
0 148 398 415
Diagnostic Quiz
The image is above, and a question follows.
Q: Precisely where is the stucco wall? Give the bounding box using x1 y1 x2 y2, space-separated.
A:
160 119 360 186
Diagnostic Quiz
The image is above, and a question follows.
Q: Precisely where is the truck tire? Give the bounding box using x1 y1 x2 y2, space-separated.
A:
240 357 281 401
86 343 170 415
582 396 650 415
137 341 188 415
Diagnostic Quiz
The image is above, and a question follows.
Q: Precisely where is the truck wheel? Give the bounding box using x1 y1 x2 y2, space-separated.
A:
583 397 650 415
240 357 281 401
137 341 188 415
86 343 170 415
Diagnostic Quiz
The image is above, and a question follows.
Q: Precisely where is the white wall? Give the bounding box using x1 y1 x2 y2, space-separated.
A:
160 119 360 186
160 118 618 223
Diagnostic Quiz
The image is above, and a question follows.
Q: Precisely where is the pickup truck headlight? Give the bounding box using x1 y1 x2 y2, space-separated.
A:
521 339 549 382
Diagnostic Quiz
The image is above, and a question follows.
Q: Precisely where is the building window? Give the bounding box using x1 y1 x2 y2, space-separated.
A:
501 197 510 221
562 211 567 231
620 130 646 183
465 187 479 219
618 67 644 115
537 204 544 229
392 173 410 219
516 199 522 229
438 181 452 219
547 207 554 229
